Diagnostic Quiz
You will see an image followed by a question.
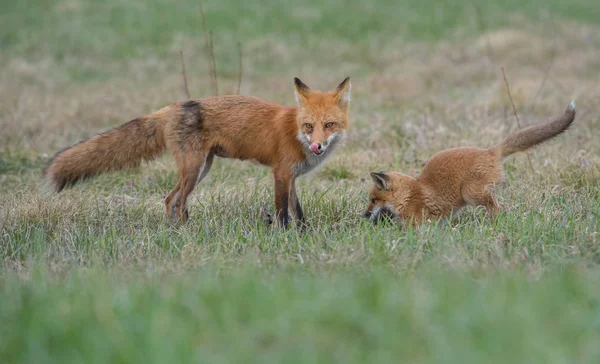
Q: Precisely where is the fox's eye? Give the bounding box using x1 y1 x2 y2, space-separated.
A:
371 198 376 204
304 123 313 130
325 122 334 128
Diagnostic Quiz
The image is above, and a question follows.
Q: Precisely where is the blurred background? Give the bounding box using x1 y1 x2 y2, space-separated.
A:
1 2 600 363
1 0 599 168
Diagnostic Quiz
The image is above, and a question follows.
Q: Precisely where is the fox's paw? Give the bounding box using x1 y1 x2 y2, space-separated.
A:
259 207 274 226
180 208 189 223
167 205 189 225
296 220 309 234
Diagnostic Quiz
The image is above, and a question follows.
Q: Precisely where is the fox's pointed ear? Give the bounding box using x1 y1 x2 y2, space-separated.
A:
334 77 351 108
294 77 311 106
370 171 389 190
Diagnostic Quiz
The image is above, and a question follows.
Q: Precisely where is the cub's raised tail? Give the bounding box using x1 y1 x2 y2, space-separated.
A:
42 107 171 193
495 101 576 158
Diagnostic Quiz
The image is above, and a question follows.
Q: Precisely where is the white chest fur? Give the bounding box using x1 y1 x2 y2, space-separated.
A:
293 132 345 177
294 146 335 177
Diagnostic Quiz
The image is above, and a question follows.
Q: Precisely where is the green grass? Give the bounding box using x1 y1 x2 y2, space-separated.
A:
2 0 600 80
2 0 600 362
2 268 600 363
2 177 600 265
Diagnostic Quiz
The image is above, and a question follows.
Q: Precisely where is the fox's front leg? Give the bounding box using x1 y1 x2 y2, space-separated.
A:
289 178 306 230
273 171 291 228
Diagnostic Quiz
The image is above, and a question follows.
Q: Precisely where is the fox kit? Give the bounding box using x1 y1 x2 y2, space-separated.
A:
364 101 576 227
43 77 352 228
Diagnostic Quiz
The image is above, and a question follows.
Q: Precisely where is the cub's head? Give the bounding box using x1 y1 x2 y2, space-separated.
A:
294 77 351 156
364 171 416 223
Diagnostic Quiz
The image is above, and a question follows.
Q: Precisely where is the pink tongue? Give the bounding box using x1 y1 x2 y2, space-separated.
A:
310 143 320 153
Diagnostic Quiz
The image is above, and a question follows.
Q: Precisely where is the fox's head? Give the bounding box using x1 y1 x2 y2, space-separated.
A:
295 77 351 156
363 171 417 223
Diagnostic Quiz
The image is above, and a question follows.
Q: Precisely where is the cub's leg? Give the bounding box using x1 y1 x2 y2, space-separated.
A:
463 181 502 217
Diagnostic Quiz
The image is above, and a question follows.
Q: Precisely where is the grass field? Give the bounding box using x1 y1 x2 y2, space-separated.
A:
1 0 600 362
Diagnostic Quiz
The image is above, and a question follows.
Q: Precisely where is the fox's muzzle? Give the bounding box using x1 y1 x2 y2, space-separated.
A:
364 206 396 225
310 142 323 155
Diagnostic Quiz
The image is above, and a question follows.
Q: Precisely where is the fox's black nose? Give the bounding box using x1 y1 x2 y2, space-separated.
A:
362 211 372 219
317 143 323 151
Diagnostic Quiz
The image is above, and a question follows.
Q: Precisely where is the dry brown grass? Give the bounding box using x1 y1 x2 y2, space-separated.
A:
3 24 598 155
1 23 599 274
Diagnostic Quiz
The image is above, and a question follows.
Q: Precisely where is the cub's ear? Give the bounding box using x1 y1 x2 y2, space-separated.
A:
370 171 388 190
334 76 351 108
294 77 311 106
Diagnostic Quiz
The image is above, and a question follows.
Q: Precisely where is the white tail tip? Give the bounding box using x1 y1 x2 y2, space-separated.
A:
567 100 576 112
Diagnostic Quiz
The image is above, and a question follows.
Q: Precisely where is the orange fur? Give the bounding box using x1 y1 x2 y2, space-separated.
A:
364 101 576 227
43 77 352 227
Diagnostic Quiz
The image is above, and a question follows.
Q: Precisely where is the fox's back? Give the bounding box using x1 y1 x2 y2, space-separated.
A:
418 146 501 195
198 95 288 130
164 95 300 164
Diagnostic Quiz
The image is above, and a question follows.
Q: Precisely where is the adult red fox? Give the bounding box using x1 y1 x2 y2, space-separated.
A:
43 77 352 228
364 101 576 227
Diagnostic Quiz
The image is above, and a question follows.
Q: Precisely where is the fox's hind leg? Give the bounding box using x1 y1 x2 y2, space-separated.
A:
166 147 212 223
165 153 185 221
463 182 502 217
196 152 215 185
165 181 181 220
176 150 214 222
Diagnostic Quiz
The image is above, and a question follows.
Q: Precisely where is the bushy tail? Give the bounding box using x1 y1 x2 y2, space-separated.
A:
495 101 576 158
42 112 168 193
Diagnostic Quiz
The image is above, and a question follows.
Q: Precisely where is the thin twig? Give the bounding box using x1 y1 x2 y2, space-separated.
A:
179 50 191 99
501 68 524 129
471 1 494 61
199 2 218 95
209 31 218 96
529 54 554 109
528 22 557 114
199 1 208 41
501 67 535 173
236 41 243 95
